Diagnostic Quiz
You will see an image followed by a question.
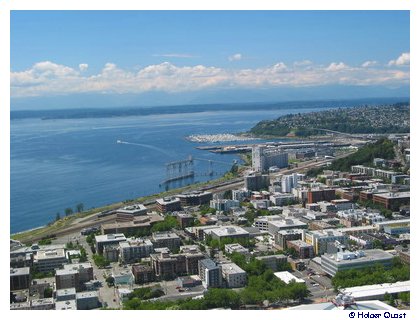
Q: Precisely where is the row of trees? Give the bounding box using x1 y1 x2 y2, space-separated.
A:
54 203 85 221
332 258 409 290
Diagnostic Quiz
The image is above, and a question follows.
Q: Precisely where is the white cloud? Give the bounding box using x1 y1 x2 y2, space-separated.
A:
388 52 410 66
326 62 349 72
152 53 196 58
79 63 89 71
361 60 378 68
293 60 312 67
10 60 409 98
228 53 242 61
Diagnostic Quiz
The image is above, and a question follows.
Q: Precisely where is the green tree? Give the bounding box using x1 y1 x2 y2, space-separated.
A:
65 207 74 216
43 287 53 298
76 203 84 213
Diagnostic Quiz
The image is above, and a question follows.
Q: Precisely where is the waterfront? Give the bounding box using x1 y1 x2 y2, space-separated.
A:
10 99 400 233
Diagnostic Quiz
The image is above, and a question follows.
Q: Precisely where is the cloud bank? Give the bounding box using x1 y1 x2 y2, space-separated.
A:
11 54 410 98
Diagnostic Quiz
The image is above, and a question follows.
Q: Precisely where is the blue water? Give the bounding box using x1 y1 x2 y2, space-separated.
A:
10 99 403 233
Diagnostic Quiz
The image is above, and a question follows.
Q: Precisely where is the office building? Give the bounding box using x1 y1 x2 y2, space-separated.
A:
372 192 410 210
254 215 283 232
177 191 212 206
132 264 155 284
10 267 31 291
101 214 164 235
177 213 195 228
119 238 154 264
221 263 247 288
76 291 100 310
152 232 181 252
244 173 270 191
55 263 93 291
267 218 307 236
156 197 182 213
95 233 126 255
116 204 148 216
204 226 250 242
252 146 288 172
275 229 304 250
304 229 347 255
33 249 68 273
321 249 394 276
224 243 250 256
307 189 336 204
198 259 222 288
210 199 240 212
287 240 314 259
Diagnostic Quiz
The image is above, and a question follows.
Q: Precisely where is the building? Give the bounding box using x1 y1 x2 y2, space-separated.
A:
281 173 304 193
267 218 307 236
100 214 164 235
204 226 250 242
10 267 31 291
198 259 222 288
270 193 296 206
275 229 304 250
76 291 100 310
375 219 410 235
33 249 68 273
220 263 247 288
331 199 354 211
152 232 181 252
177 191 212 206
317 201 337 213
113 270 134 286
119 238 154 264
150 248 204 280
341 281 410 301
372 192 410 210
55 287 76 302
55 263 93 291
252 146 288 172
232 189 250 202
95 234 126 255
177 212 195 228
244 173 270 191
307 189 336 204
321 249 394 276
274 271 305 284
103 244 119 262
132 264 155 284
55 300 77 310
210 199 240 212
224 243 250 256
156 197 182 213
28 298 55 310
116 204 148 216
304 229 347 255
254 215 283 232
287 240 314 259
255 254 287 271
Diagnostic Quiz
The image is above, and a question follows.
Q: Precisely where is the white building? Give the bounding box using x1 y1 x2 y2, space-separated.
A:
119 238 154 264
221 263 247 288
252 146 288 172
33 249 68 273
270 193 296 206
267 218 307 236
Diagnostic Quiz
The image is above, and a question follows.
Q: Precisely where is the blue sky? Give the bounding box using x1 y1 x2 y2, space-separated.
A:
10 11 410 108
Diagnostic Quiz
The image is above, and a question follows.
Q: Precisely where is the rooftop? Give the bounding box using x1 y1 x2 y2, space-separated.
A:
322 249 394 265
220 263 246 275
152 231 180 240
274 271 305 284
209 226 249 237
342 281 410 299
95 233 126 243
10 267 30 276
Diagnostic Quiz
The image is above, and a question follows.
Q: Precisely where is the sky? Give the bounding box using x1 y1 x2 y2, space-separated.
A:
10 11 410 109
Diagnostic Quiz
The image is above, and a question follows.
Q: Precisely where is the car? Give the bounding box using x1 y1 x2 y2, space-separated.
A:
176 286 181 289
178 289 185 292
312 283 319 287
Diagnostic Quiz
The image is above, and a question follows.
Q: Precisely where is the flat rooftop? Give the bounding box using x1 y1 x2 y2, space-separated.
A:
35 248 66 260
220 263 246 275
209 226 249 237
322 249 394 265
156 197 180 205
10 267 30 276
274 271 305 284
152 232 180 240
95 233 126 243
268 219 307 228
342 281 410 299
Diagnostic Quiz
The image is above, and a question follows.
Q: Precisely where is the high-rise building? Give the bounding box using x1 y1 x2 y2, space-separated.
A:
252 146 288 172
198 259 222 288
